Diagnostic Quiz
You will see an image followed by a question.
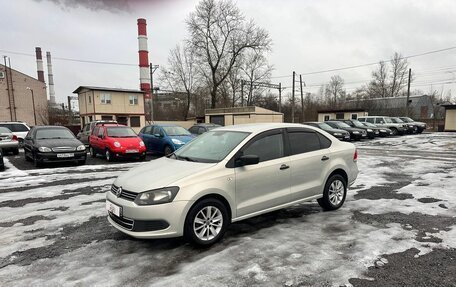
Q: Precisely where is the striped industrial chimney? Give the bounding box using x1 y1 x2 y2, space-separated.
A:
137 18 150 99
35 47 45 82
46 51 56 104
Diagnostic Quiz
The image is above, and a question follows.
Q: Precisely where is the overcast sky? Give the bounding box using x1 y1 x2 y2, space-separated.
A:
1 0 455 107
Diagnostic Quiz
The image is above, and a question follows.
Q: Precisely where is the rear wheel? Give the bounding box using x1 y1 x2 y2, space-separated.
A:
318 174 347 211
184 198 229 246
390 128 398 136
164 145 173 156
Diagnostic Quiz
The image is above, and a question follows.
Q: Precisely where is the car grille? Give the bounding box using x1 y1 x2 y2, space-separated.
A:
111 185 137 201
52 146 76 152
108 212 134 230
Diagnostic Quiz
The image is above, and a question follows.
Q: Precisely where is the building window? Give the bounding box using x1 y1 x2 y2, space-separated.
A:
129 95 139 105
88 95 92 104
130 116 141 127
324 115 330 121
100 93 111 104
351 113 358 120
101 115 112 121
336 113 344 119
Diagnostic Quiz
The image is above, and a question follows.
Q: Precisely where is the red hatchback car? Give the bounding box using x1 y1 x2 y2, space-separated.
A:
89 124 146 161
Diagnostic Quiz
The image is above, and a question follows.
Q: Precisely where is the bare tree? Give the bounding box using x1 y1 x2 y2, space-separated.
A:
160 44 199 120
186 0 272 108
389 52 409 97
240 50 273 105
368 61 389 98
226 62 242 107
325 75 345 105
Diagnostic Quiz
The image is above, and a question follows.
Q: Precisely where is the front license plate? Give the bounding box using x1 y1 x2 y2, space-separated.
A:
57 153 74 158
126 149 138 153
106 201 121 217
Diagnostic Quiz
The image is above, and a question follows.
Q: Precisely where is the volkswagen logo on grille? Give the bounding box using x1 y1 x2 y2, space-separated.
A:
116 186 122 197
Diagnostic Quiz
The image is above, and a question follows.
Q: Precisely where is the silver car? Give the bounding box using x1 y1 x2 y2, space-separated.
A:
0 127 19 155
106 123 359 245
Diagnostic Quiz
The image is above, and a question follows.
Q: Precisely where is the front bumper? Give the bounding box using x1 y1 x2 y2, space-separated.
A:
36 151 87 162
106 191 192 239
111 147 147 158
0 141 19 149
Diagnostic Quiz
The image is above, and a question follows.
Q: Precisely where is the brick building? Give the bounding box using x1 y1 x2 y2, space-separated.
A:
0 64 48 125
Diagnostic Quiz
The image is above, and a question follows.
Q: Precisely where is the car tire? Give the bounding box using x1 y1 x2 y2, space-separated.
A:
33 153 41 168
139 154 146 161
105 149 114 162
164 145 173 156
184 198 229 246
77 159 86 165
13 148 19 155
318 174 347 211
90 146 96 158
390 128 398 136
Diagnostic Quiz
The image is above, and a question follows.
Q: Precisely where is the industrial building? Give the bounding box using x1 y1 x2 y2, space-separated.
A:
317 108 368 122
74 86 146 132
205 106 283 126
442 104 456 132
0 62 48 126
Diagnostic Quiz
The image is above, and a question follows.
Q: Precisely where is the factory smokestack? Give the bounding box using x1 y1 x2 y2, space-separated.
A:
137 18 150 99
35 47 45 82
46 51 56 104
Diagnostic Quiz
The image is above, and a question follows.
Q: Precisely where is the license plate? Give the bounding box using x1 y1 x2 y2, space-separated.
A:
57 153 74 158
126 149 138 153
106 201 121 217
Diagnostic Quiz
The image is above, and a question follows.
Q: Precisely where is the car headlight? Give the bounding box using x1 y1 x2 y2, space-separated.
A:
367 129 373 132
114 141 121 148
139 141 145 147
352 131 359 134
171 138 184 145
333 132 342 136
38 146 52 152
380 129 386 132
76 145 86 151
134 187 179 205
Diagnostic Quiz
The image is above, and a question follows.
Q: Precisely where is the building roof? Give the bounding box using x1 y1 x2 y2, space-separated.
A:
0 64 44 84
442 104 456 110
347 95 430 107
73 86 145 94
205 106 283 115
317 108 366 113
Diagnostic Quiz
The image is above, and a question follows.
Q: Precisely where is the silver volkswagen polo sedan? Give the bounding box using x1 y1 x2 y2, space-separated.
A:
106 123 359 245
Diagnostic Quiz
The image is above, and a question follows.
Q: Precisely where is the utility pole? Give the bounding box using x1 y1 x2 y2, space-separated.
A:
291 71 295 123
26 87 37 125
149 63 159 123
241 80 244 107
300 74 304 123
406 68 411 116
278 82 282 113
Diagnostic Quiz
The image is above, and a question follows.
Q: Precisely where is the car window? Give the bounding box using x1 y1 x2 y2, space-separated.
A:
142 126 152 134
188 126 198 134
84 124 90 132
198 127 206 134
243 133 284 162
152 126 162 135
288 131 321 155
0 127 12 133
98 127 105 137
366 118 375 123
317 133 332 148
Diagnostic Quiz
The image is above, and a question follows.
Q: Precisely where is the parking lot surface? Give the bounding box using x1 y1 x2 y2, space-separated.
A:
0 133 455 286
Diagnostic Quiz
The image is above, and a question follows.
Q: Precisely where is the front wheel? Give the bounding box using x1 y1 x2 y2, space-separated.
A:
105 149 114 162
184 198 229 246
390 128 398 136
164 146 173 156
318 174 347 211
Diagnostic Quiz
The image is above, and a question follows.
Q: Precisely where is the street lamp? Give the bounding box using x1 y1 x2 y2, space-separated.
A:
26 87 37 125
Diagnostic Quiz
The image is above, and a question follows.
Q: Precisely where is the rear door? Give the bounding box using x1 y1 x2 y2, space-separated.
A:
90 127 100 151
286 128 332 201
234 129 291 217
139 126 153 151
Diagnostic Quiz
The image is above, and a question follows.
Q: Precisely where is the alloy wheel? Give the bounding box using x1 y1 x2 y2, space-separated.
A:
328 179 344 206
193 206 223 241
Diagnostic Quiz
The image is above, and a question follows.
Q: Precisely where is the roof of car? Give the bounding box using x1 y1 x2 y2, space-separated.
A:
152 124 183 127
33 126 68 129
193 123 220 126
215 123 314 133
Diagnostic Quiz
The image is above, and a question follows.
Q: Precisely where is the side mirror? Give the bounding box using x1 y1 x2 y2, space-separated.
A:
236 155 260 167
154 133 162 138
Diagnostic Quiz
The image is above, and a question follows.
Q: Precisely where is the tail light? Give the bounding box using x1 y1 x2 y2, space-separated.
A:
353 149 358 162
12 135 18 141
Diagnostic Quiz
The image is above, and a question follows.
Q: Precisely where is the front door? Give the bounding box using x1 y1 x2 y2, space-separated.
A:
235 130 291 217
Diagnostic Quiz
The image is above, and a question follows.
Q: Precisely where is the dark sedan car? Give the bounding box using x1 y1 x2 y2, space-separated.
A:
339 119 378 139
23 126 87 167
0 149 4 171
188 123 221 136
362 122 392 137
303 122 350 141
391 117 417 134
399 117 426 133
325 121 367 141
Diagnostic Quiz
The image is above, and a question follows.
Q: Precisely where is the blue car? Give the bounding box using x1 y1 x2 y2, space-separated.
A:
139 124 195 155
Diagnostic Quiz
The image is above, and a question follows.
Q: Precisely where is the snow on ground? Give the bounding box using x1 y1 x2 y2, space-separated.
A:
0 133 455 286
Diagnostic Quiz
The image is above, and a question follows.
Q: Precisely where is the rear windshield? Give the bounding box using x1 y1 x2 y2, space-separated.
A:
36 129 75 140
106 127 137 138
0 123 29 132
0 127 12 133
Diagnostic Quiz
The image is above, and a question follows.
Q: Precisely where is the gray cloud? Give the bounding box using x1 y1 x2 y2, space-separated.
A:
33 0 132 13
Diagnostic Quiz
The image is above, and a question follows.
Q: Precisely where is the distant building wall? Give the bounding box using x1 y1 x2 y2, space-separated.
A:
317 110 368 122
205 106 284 126
444 108 456 131
0 64 48 125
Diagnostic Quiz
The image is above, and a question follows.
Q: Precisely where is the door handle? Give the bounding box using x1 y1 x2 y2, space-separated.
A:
279 164 290 170
321 156 330 161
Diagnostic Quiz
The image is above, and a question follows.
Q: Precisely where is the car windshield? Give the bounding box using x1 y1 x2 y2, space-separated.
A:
333 122 351 128
401 117 413 122
206 126 220 131
173 131 250 163
352 120 366 128
363 122 376 127
318 123 333 130
36 129 75 139
107 127 137 137
162 126 191 136
0 127 12 134
384 118 393 123
391 117 404 123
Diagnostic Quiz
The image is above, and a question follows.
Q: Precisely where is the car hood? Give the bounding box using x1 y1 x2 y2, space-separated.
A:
323 128 348 134
114 157 215 193
36 138 83 148
169 135 195 143
109 137 142 145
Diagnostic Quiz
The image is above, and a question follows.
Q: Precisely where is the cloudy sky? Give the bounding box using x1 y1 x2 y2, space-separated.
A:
1 0 455 106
